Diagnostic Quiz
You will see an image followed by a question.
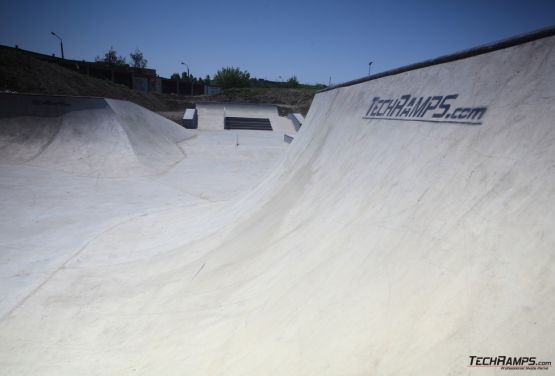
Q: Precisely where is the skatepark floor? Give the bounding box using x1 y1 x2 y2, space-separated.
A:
0 127 288 320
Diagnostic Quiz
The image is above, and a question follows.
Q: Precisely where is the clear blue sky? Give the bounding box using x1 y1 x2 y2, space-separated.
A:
1 0 554 85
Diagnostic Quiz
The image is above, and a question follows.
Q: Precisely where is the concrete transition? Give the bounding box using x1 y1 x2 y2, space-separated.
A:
196 101 297 133
0 28 554 375
0 95 191 177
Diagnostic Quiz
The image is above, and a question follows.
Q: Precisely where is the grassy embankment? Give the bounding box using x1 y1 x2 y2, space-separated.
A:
0 48 319 122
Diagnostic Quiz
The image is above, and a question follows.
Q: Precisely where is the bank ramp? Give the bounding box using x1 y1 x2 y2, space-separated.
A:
0 95 190 177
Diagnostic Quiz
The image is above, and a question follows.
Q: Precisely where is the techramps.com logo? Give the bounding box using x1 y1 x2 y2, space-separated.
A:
362 94 487 125
468 355 552 371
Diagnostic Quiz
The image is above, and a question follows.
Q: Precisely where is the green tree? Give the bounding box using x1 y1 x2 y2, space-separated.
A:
170 73 180 80
129 48 147 68
213 67 250 89
286 75 300 88
95 46 126 66
181 72 191 81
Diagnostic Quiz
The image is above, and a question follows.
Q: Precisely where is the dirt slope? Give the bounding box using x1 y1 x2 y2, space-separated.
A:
0 49 316 117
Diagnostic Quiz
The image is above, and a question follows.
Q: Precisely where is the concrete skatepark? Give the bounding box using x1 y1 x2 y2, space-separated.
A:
0 28 554 375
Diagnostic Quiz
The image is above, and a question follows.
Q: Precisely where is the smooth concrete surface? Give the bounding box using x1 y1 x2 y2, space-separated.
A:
0 97 289 368
1 33 555 376
0 96 191 178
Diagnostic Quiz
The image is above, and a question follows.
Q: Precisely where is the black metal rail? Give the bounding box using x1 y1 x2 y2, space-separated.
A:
224 117 273 131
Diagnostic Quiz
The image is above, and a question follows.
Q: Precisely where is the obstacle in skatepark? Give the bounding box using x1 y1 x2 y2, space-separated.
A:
195 101 297 133
0 94 192 177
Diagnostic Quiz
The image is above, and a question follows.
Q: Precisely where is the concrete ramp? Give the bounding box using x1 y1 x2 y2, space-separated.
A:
196 102 296 133
0 29 554 375
0 95 190 177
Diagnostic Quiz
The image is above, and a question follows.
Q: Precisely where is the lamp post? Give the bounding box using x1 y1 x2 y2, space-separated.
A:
180 62 190 78
368 61 373 76
50 32 64 59
181 62 193 96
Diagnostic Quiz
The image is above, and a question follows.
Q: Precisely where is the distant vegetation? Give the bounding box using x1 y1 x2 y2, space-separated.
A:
286 75 299 88
94 47 148 69
210 87 317 115
95 46 127 66
213 67 251 89
212 67 322 91
91 49 321 91
129 49 147 69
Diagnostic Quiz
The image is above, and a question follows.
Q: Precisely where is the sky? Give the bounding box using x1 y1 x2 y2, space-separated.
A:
1 0 554 85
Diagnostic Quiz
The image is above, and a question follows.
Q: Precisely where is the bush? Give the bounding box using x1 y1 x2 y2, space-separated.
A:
213 67 250 89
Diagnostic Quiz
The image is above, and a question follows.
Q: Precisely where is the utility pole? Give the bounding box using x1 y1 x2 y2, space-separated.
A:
50 32 64 59
181 62 193 96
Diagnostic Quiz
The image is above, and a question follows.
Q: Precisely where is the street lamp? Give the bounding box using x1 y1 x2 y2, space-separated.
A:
368 61 373 76
181 62 192 96
180 62 190 78
50 32 64 59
